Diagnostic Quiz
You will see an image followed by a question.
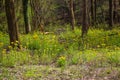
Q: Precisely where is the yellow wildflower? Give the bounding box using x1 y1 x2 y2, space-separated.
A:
115 47 120 50
53 35 56 38
97 45 100 48
0 42 3 47
101 43 106 46
33 34 38 39
11 42 14 44
8 46 12 49
15 40 19 43
2 49 6 54
59 56 66 60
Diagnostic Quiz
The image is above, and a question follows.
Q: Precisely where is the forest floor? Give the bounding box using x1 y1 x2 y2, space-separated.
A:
0 64 120 80
0 28 120 80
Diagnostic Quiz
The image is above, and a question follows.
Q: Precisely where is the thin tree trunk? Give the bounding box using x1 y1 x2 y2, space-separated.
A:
82 0 89 37
91 0 95 25
113 0 117 23
70 0 75 30
22 0 31 34
5 0 20 47
0 0 3 11
119 0 120 5
109 0 113 29
94 0 97 23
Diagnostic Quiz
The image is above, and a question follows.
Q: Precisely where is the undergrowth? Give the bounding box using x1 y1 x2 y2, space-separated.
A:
0 26 120 68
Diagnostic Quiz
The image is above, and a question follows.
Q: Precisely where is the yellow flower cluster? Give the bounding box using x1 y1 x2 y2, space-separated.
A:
59 56 66 60
8 45 12 49
33 34 38 39
0 42 3 47
10 41 19 47
11 42 14 44
101 43 106 46
11 40 19 44
53 35 56 39
6 41 23 50
115 47 120 50
97 45 100 48
16 40 19 43
2 49 6 54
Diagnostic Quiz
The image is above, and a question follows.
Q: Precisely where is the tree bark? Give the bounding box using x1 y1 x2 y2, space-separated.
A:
0 0 3 10
94 0 97 23
69 0 75 30
82 0 89 37
113 0 117 23
119 0 120 5
91 0 95 25
109 0 113 29
5 0 20 47
22 0 31 34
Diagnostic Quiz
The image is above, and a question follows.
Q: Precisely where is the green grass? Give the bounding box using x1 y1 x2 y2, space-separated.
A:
0 26 120 68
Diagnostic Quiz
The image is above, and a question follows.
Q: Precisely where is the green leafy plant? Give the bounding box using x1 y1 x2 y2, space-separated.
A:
1 50 30 67
57 56 67 67
106 51 120 67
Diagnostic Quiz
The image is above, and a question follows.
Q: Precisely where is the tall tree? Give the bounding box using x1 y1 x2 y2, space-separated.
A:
113 0 117 23
5 0 20 47
94 0 97 23
22 0 31 34
109 0 113 29
82 0 89 37
119 0 120 5
0 0 3 12
69 0 75 30
91 0 95 25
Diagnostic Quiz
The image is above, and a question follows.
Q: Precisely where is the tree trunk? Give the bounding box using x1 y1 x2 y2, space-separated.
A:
69 0 75 30
113 0 117 23
5 0 20 47
91 0 95 25
109 0 113 29
119 0 120 5
0 0 3 11
22 0 31 34
82 0 89 37
94 0 97 23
